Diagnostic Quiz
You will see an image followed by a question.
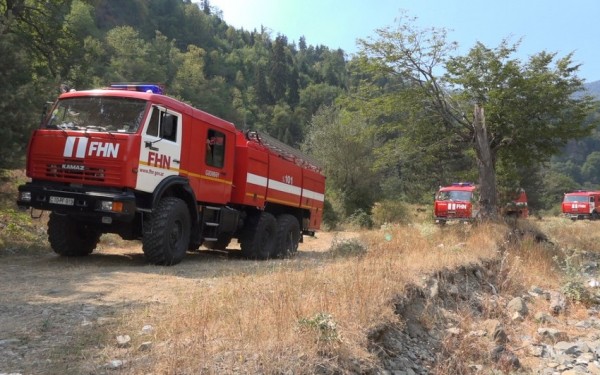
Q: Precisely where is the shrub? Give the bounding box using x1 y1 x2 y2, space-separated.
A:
297 312 339 343
371 200 411 226
328 237 367 258
347 209 373 229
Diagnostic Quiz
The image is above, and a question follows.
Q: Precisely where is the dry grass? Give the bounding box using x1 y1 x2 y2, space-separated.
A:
99 222 506 374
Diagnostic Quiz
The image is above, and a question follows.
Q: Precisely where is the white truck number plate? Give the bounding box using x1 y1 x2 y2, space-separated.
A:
49 196 75 206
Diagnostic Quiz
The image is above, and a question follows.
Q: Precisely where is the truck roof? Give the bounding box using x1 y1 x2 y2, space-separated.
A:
564 190 600 196
438 183 476 192
59 88 238 134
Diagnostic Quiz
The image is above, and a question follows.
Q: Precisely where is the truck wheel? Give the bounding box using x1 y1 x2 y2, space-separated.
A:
274 214 300 258
240 212 276 260
143 197 190 266
47 212 101 256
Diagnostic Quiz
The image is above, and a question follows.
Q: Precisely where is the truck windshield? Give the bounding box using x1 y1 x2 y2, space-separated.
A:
437 191 472 201
45 97 147 133
564 195 588 203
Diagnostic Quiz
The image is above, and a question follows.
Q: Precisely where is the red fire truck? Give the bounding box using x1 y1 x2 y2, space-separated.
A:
501 188 529 219
562 190 600 220
433 182 479 224
433 183 529 224
17 84 325 265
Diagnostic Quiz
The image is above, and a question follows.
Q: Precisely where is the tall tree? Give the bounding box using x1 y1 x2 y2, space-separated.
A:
359 14 597 219
1 0 74 77
269 34 289 101
302 106 379 217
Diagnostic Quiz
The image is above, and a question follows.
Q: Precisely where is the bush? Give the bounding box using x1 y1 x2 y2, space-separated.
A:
328 237 367 258
297 312 339 343
347 209 373 229
322 198 340 230
371 200 411 226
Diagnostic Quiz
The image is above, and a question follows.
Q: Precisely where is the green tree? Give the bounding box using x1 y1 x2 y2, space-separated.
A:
1 0 74 77
581 151 600 185
359 14 597 219
105 26 154 82
539 170 580 211
269 34 289 101
302 106 379 218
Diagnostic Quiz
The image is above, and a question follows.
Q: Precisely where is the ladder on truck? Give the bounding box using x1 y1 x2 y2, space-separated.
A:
245 131 323 173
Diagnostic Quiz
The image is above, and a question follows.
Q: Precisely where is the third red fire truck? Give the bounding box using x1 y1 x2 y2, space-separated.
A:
562 190 600 220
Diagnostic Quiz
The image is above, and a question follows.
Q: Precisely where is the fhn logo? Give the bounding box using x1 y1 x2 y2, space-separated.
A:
63 137 120 158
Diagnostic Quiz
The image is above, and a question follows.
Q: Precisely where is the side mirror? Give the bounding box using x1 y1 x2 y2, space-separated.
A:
41 102 53 127
160 114 176 140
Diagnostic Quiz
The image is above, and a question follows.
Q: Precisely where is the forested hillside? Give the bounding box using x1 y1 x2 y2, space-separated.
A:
1 0 599 223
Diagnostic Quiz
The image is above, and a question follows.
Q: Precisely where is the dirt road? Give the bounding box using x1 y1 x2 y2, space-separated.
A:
0 231 358 374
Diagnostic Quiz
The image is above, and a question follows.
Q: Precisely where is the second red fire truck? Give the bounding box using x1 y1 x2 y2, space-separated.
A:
433 183 529 224
433 182 479 224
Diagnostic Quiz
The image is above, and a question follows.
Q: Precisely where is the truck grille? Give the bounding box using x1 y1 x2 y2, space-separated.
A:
45 163 106 182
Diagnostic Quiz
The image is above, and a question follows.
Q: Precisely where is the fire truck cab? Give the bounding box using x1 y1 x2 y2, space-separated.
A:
562 190 600 220
433 182 479 224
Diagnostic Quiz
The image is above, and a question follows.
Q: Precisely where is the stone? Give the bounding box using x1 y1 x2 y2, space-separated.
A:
538 328 569 344
507 296 528 316
549 291 567 316
116 335 131 348
141 324 155 335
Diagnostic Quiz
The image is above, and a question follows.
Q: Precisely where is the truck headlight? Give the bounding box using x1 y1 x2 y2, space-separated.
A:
19 192 32 202
100 201 123 212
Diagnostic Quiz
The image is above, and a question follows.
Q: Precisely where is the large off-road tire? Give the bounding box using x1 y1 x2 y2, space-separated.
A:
142 197 191 266
240 212 276 260
274 214 300 258
47 212 101 256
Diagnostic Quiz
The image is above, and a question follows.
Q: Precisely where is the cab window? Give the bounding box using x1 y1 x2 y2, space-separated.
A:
146 107 178 142
206 129 225 168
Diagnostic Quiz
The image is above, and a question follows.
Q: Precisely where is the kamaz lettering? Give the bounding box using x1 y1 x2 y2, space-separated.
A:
61 164 85 171
63 137 119 158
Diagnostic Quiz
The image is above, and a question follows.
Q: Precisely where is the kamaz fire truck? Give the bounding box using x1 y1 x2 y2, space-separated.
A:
17 84 325 265
433 182 479 224
562 190 600 220
433 183 529 224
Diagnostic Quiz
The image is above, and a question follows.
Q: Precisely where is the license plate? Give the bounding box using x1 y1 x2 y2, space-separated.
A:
49 196 75 206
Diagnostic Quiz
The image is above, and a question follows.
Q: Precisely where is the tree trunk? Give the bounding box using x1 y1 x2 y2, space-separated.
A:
472 104 498 220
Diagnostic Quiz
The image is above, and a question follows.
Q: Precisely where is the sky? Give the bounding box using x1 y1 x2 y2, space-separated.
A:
205 0 600 83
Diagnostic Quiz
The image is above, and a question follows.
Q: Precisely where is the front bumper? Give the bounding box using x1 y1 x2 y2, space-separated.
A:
564 213 591 220
17 182 137 223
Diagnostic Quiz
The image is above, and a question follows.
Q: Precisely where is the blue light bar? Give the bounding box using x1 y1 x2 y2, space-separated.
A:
109 83 164 94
